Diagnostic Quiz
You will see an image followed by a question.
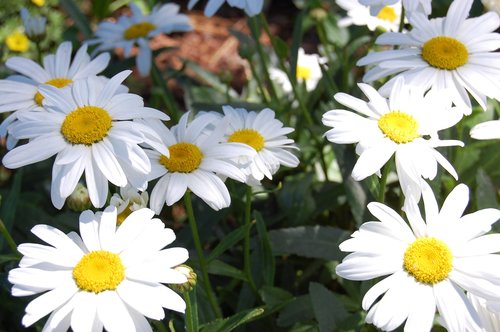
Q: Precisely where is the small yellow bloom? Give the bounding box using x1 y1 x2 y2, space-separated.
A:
5 31 30 52
31 0 45 6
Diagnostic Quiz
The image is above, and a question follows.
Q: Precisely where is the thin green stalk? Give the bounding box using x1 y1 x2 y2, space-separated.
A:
35 41 43 64
243 186 258 295
378 161 393 203
0 219 20 256
151 62 180 123
248 16 280 105
398 7 406 33
184 192 223 318
183 290 198 332
248 59 271 103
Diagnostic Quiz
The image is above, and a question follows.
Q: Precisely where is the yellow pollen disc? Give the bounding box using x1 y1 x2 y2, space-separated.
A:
377 6 398 22
34 77 73 106
117 204 133 226
296 65 312 81
73 250 125 293
123 22 156 40
160 142 203 173
61 106 112 145
378 111 420 144
421 36 468 70
6 31 30 53
228 129 265 151
403 237 453 284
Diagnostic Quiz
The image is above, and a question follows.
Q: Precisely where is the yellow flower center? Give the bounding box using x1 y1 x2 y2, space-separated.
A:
123 22 156 40
73 250 125 293
34 77 73 106
61 106 112 145
6 31 30 53
296 65 312 81
421 36 469 70
31 0 45 6
228 129 265 151
403 237 453 284
376 6 398 22
378 111 420 144
160 142 203 173
117 204 133 226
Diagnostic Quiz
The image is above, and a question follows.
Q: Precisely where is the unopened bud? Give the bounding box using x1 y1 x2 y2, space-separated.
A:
310 8 328 21
170 265 197 293
66 183 92 212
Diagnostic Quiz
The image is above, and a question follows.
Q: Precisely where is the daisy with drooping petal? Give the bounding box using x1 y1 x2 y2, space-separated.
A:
0 41 110 149
2 70 169 209
336 182 500 331
222 106 299 184
269 48 327 93
142 112 256 213
87 3 191 77
336 0 403 32
470 120 500 140
188 0 264 17
322 77 464 202
110 184 149 226
358 0 500 113
8 206 189 332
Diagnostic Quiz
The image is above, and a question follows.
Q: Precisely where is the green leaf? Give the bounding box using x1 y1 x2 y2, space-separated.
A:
268 226 348 261
0 169 23 251
309 282 349 332
91 0 112 20
201 307 265 332
289 11 305 80
277 295 315 327
276 173 316 226
185 287 199 332
272 36 289 59
60 0 93 39
207 223 253 263
475 169 499 210
206 260 246 281
254 211 275 286
183 60 239 98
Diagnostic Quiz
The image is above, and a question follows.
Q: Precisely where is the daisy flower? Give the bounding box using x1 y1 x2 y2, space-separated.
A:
188 0 264 17
357 0 500 113
2 70 169 209
336 182 500 331
322 77 464 201
359 0 430 16
87 3 191 77
470 120 500 140
143 112 256 213
8 206 189 331
337 0 403 32
110 184 149 226
0 41 110 149
269 48 327 93
482 0 500 16
222 106 299 184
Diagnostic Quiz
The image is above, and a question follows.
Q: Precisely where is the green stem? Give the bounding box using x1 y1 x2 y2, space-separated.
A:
398 7 406 33
248 16 280 105
0 219 20 256
35 41 43 64
378 161 392 203
184 192 223 318
248 58 271 104
151 62 180 123
183 290 197 332
243 186 258 295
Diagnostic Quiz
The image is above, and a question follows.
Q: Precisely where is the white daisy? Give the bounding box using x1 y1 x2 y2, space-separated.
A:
336 182 500 331
470 120 500 140
2 70 169 209
482 0 500 16
222 106 299 184
20 8 46 41
142 111 256 213
187 0 264 17
0 41 110 149
359 0 430 16
87 3 191 77
322 77 464 202
468 293 500 332
358 0 500 113
336 0 403 32
110 184 149 226
8 206 189 332
269 48 327 93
